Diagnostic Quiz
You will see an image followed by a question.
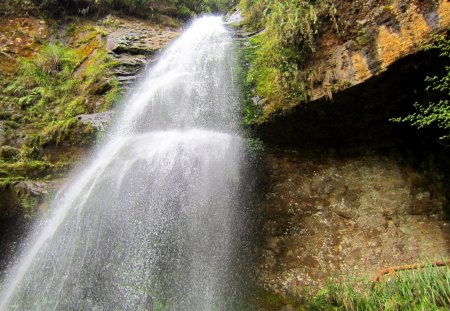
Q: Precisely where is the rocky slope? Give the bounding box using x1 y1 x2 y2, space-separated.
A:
0 11 179 274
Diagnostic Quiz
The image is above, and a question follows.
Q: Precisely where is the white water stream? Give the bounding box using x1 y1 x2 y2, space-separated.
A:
0 16 246 310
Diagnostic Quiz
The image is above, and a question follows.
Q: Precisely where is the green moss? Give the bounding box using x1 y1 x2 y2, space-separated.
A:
21 192 39 219
0 161 50 178
236 38 263 126
238 0 338 123
0 177 21 186
1 31 117 179
245 137 265 160
356 27 369 46
0 145 20 161
0 160 71 179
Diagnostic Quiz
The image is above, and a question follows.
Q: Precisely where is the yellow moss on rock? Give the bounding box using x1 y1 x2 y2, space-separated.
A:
0 17 48 75
307 0 450 102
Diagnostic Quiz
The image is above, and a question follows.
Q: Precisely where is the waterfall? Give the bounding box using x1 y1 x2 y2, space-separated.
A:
0 16 248 310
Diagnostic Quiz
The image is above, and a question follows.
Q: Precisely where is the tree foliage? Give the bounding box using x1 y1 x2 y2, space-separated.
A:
32 0 237 17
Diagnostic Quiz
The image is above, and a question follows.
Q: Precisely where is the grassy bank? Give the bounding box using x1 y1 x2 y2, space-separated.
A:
253 262 450 310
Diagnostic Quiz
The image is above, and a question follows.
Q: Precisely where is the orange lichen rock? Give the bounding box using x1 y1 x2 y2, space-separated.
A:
0 17 48 75
306 0 450 102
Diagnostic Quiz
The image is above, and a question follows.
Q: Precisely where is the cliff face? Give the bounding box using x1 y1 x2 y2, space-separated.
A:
0 14 179 218
257 149 450 298
238 0 450 123
245 0 450 305
307 0 450 101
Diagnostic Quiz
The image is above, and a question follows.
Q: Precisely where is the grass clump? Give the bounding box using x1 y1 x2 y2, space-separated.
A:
4 43 119 117
305 263 450 310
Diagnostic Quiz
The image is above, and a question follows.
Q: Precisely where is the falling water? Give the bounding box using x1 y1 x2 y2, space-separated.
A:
0 16 248 310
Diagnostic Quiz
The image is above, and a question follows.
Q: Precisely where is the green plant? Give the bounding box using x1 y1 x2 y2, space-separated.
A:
36 0 236 18
21 193 39 219
391 35 450 143
245 137 264 160
238 0 338 123
305 263 450 310
236 39 262 126
2 39 113 172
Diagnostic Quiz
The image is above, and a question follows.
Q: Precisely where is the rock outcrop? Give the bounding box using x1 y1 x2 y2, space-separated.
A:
103 15 179 90
253 0 450 303
306 0 450 101
0 12 180 271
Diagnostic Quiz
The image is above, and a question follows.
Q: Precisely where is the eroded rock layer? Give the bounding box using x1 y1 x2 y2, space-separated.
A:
307 0 450 101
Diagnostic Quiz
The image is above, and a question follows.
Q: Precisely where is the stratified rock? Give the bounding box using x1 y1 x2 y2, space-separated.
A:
305 0 450 101
103 15 179 90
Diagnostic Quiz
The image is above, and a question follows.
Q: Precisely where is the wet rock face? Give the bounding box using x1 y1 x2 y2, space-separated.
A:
0 180 60 220
258 148 450 298
103 15 179 90
0 216 31 281
77 111 115 131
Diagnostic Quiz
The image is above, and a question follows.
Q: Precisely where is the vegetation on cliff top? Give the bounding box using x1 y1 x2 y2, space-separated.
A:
3 0 238 18
238 0 338 124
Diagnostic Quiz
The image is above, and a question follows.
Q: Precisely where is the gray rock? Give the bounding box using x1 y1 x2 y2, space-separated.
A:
77 111 115 131
103 17 179 91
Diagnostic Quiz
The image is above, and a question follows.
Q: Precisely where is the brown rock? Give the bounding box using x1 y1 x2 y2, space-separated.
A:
305 0 450 101
257 148 450 299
